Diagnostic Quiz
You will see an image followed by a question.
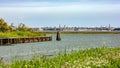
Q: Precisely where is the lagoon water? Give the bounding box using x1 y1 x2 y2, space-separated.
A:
0 34 120 63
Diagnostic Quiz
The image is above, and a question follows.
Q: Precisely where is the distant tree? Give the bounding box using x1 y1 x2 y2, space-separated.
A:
18 23 24 31
0 18 31 32
0 18 9 32
17 23 30 31
9 23 16 31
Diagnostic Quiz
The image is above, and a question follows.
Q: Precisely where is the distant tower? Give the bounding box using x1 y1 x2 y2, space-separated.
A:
109 24 111 29
59 24 61 28
64 25 66 29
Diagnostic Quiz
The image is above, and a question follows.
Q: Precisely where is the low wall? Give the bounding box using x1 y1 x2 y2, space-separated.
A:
0 36 52 45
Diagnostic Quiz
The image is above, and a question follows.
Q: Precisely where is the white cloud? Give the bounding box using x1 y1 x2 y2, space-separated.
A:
0 3 120 15
0 2 120 24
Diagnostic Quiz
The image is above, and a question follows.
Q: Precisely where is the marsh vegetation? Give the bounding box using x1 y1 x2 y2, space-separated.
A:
0 47 120 68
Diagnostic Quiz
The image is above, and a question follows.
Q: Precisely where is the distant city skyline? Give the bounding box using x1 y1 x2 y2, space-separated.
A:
0 0 120 27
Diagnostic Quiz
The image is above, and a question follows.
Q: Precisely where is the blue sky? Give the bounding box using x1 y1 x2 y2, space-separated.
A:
0 0 120 27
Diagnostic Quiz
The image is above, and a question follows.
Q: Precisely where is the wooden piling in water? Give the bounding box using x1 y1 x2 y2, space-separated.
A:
56 31 61 41
0 39 2 45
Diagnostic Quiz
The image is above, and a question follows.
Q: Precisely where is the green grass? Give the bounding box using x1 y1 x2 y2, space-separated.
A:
1 47 120 68
0 31 46 38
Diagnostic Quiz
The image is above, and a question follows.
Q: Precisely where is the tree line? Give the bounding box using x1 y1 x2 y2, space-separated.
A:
0 18 31 32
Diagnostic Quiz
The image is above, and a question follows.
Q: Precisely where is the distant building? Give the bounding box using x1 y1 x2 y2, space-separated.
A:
41 24 118 31
113 28 120 31
31 28 43 32
78 28 89 31
100 27 109 31
63 27 74 31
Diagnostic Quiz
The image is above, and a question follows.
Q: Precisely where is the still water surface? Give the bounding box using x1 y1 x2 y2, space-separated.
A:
0 34 120 63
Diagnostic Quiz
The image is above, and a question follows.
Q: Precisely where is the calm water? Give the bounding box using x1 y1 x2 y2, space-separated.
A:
0 34 120 63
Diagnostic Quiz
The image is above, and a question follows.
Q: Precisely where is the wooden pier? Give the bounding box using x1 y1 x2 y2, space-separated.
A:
0 36 52 45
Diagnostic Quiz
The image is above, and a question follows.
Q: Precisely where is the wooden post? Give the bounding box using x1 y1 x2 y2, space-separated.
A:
0 39 2 45
56 31 61 41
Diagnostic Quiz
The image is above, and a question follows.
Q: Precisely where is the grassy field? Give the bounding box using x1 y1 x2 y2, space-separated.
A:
0 31 46 38
41 31 120 34
1 47 120 68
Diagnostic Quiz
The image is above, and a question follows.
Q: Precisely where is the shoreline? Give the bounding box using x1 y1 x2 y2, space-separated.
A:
40 31 120 34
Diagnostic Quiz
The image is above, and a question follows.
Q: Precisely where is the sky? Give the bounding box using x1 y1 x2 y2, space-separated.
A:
0 0 120 27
